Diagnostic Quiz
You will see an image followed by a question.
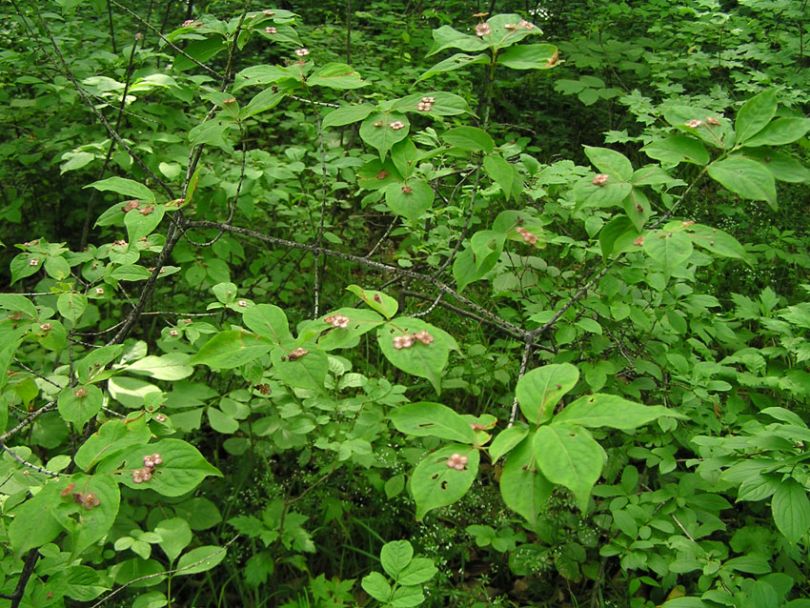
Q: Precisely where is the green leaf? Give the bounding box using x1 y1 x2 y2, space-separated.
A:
553 394 686 430
484 154 519 200
685 223 747 260
346 285 398 319
708 156 777 209
58 384 103 427
599 215 638 259
500 436 553 524
743 149 810 183
442 126 495 153
735 88 777 143
85 177 155 203
584 146 633 180
108 376 162 408
242 304 294 345
410 445 479 520
515 363 580 424
642 230 693 276
533 425 605 511
0 294 37 318
397 557 437 585
377 318 458 393
125 204 165 241
175 545 227 576
10 253 43 284
572 177 632 210
155 518 192 563
112 438 222 496
391 402 476 444
742 117 810 147
125 353 194 381
418 53 489 81
308 62 368 89
771 479 810 543
622 187 651 231
361 572 391 602
426 25 488 56
301 307 384 350
270 345 328 392
390 585 425 608
322 103 376 128
241 88 287 119
384 179 435 221
489 425 529 462
75 416 152 471
452 247 493 291
497 44 558 69
207 407 239 434
392 91 469 116
192 331 272 369
380 540 413 578
57 292 87 322
359 111 409 160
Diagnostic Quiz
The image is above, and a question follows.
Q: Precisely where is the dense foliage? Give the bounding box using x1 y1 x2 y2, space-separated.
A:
1 1 808 606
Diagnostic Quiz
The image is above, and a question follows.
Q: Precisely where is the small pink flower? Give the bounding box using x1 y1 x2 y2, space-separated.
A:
121 200 140 212
682 220 695 227
685 119 703 128
287 347 309 361
223 97 237 104
95 287 105 296
475 22 491 37
263 9 275 16
417 101 432 112
633 236 645 246
28 258 39 266
80 492 100 509
401 185 413 194
389 121 405 130
40 323 52 332
705 116 720 126
324 314 350 328
505 23 518 31
113 240 127 247
74 387 88 399
182 19 199 27
143 453 163 468
393 335 414 349
515 226 538 245
265 26 277 34
155 413 167 422
295 48 310 57
592 173 609 186
446 453 469 471
132 467 153 483
518 19 534 29
237 299 248 308
413 330 434 345
169 329 179 337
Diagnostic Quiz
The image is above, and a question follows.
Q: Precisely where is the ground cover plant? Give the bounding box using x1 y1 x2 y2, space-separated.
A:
0 1 808 606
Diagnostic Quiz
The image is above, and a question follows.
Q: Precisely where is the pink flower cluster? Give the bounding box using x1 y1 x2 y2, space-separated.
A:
592 173 609 186
417 96 436 112
324 314 350 328
446 453 469 470
132 453 163 484
392 330 434 350
515 226 538 245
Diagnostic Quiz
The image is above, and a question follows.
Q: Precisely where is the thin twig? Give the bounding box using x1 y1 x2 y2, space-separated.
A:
508 340 533 427
0 444 59 478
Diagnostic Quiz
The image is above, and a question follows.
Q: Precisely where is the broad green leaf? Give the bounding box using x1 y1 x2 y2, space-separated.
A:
391 402 476 444
452 246 495 291
497 44 558 70
533 425 605 511
241 88 287 119
76 344 124 384
391 585 425 608
125 204 165 241
85 177 155 203
771 479 810 543
377 318 458 393
553 394 686 430
380 540 413 578
346 285 398 319
489 425 529 462
708 156 777 209
359 111 409 160
270 344 328 392
397 558 437 585
391 91 469 116
418 53 489 81
410 445 479 520
0 294 37 318
308 63 368 89
108 376 162 408
442 126 495 153
112 438 222 496
57 292 87 322
470 230 505 269
643 230 693 276
299 307 383 350
622 187 651 231
234 64 294 90
361 572 391 602
685 223 747 260
192 331 272 369
483 154 519 200
207 407 239 434
572 177 632 210
743 149 810 183
322 103 376 128
426 25 488 56
155 518 192 563
125 354 194 380
175 545 227 576
58 384 103 426
499 436 553 524
242 304 294 345
10 253 43 284
584 146 633 180
75 416 152 471
384 179 435 221
735 88 777 143
515 363 580 424
599 215 638 258
742 117 810 147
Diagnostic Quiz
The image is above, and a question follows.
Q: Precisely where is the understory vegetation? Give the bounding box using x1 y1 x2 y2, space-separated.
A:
0 1 808 606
